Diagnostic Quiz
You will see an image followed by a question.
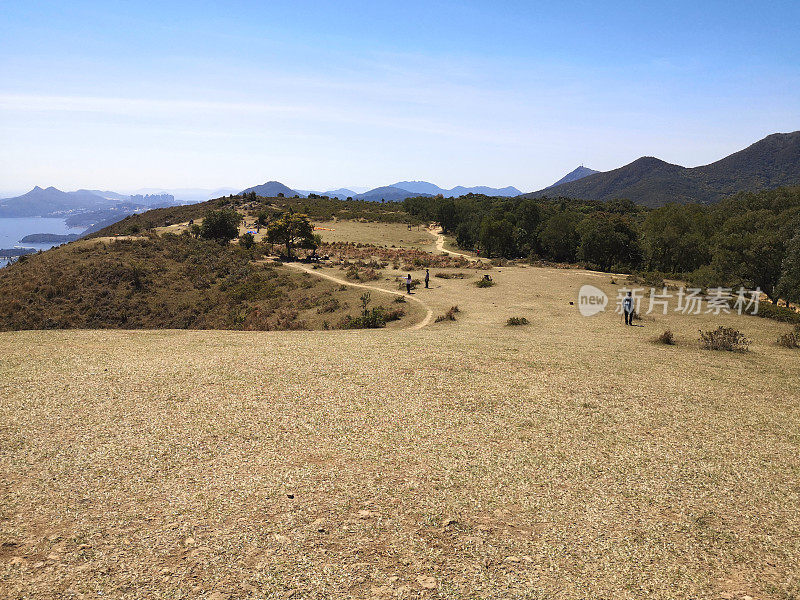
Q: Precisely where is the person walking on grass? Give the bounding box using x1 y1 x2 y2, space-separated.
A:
425 268 430 289
406 274 412 295
622 291 634 325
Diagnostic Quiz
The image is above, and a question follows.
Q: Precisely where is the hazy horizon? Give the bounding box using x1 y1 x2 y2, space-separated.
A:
2 1 799 194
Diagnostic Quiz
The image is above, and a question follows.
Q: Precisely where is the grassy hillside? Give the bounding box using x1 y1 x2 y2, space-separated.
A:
90 194 418 238
0 233 415 331
527 131 800 206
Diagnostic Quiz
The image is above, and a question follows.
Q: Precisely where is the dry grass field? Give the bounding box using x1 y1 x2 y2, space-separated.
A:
1 222 799 599
311 221 436 252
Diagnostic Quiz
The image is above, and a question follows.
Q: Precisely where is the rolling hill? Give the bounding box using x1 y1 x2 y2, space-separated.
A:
526 131 800 207
0 187 120 217
240 181 302 197
546 166 599 188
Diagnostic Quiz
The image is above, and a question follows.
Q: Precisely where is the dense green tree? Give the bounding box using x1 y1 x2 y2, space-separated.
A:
577 212 642 271
777 228 800 305
200 209 242 244
641 204 711 272
539 211 581 262
711 210 788 300
266 213 316 259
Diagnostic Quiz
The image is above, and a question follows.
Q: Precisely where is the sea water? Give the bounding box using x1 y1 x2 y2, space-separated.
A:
0 217 84 267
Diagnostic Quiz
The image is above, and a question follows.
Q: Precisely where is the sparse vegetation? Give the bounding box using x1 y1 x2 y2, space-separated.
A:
435 305 460 322
655 329 675 344
435 272 467 279
776 325 800 348
700 326 751 352
506 316 529 326
475 276 495 288
0 234 398 331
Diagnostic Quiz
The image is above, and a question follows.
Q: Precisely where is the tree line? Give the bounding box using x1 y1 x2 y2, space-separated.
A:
404 186 800 304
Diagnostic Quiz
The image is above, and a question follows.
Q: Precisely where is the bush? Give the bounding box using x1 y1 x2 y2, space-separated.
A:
655 329 675 345
200 209 242 244
475 276 495 288
435 272 466 279
776 325 800 348
238 232 255 249
435 306 460 322
339 305 404 329
506 316 529 326
699 326 750 352
397 278 421 291
755 301 800 324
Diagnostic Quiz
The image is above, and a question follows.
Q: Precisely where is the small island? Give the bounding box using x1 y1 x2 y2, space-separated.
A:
18 233 81 243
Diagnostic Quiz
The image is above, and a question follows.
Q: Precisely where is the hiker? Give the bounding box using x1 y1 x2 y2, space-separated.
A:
424 269 430 288
406 274 412 294
622 291 634 325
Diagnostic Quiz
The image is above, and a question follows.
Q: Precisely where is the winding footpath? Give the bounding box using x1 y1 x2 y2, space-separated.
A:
428 226 486 262
284 262 434 330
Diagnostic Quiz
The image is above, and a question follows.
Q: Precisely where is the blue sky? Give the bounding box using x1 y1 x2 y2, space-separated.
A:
1 0 799 194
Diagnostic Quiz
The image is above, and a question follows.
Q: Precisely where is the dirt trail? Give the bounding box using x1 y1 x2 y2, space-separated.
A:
284 262 434 330
429 227 477 260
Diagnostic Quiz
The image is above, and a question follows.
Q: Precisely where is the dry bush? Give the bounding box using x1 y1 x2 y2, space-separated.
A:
435 272 466 279
475 276 495 288
435 306 460 322
776 325 800 348
655 330 675 345
699 326 750 352
506 316 529 326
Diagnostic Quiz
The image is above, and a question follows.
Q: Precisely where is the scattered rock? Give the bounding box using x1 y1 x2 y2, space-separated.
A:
442 517 458 528
311 518 327 532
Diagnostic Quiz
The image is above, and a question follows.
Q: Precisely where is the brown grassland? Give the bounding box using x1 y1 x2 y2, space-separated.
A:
1 222 799 599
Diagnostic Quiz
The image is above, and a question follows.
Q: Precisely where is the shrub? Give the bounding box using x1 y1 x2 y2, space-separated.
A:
397 278 421 291
238 232 255 249
506 316 529 326
435 272 466 279
776 325 800 348
655 329 675 345
755 301 800 324
339 305 404 329
200 209 242 244
435 306 460 322
475 276 495 288
699 326 750 352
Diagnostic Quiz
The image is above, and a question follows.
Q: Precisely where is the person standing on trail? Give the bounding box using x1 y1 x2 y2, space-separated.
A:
622 291 634 325
406 274 412 295
424 269 430 289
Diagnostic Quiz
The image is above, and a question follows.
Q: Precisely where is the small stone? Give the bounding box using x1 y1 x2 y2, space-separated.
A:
357 510 373 519
505 556 521 563
286 494 294 499
183 537 196 547
416 576 436 589
442 518 458 528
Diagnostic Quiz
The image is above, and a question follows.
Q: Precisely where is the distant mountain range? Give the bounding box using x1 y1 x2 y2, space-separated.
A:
527 131 800 207
240 181 522 202
0 186 183 219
